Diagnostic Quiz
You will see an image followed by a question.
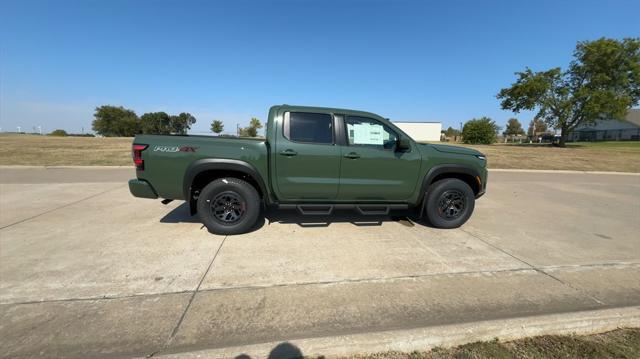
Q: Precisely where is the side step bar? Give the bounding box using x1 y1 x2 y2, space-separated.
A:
277 203 409 216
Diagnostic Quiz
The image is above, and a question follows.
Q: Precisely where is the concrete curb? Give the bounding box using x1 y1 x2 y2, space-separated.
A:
156 306 640 358
489 168 640 175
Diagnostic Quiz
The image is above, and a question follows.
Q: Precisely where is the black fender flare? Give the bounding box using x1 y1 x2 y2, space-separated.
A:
420 164 480 195
183 158 269 204
418 164 480 216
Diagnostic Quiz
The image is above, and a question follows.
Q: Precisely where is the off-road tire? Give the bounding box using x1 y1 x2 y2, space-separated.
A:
424 178 475 229
197 177 261 235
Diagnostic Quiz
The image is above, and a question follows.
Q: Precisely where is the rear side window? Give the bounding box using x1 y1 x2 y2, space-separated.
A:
285 112 333 144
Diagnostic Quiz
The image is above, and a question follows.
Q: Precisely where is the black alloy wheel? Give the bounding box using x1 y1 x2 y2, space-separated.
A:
210 191 246 224
436 190 466 220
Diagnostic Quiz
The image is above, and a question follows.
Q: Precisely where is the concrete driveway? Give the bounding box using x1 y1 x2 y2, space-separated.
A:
1 167 639 358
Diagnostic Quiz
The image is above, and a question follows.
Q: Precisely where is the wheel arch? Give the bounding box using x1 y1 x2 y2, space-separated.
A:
183 159 269 214
421 164 481 196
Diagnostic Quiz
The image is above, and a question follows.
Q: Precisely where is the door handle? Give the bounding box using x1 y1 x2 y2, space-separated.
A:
344 152 360 159
280 149 298 156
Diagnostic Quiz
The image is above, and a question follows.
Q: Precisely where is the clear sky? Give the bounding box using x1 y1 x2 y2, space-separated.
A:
1 0 639 135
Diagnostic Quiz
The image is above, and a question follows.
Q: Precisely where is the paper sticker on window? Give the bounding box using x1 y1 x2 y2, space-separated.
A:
353 123 384 145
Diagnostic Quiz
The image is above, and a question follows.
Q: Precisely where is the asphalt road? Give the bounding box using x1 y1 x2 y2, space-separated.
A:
1 167 639 358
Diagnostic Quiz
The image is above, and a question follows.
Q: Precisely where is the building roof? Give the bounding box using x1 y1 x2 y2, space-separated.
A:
573 108 640 131
626 109 640 127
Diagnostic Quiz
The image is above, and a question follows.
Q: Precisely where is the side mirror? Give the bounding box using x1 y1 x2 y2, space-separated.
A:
396 137 411 152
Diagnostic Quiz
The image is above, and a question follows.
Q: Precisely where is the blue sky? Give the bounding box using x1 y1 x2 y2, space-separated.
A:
1 0 639 135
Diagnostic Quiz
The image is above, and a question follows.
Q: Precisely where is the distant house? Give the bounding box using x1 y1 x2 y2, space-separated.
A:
568 109 640 141
393 121 442 142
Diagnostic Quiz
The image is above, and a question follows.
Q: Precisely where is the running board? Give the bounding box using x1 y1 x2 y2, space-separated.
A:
277 203 408 216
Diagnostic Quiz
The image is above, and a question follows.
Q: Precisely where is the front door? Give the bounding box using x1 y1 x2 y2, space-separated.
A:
275 111 341 200
338 116 421 200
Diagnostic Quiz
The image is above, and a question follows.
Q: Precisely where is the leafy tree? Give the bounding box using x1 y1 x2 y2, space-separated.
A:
444 126 460 137
527 118 548 137
211 120 224 135
497 38 640 146
170 113 196 134
240 117 263 137
49 129 68 136
92 105 140 137
140 112 196 135
503 118 525 136
140 112 171 134
462 117 499 144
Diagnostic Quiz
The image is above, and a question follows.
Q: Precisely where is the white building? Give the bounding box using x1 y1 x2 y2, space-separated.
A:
393 121 442 142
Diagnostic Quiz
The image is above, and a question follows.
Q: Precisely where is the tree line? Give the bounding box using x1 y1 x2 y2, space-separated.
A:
210 117 263 137
91 105 264 137
443 116 550 145
92 106 196 137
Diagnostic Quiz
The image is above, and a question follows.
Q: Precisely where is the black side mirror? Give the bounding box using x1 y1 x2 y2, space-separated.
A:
396 137 411 152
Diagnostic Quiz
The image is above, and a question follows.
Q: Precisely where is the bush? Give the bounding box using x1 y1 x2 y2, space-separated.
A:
462 117 499 144
49 129 68 136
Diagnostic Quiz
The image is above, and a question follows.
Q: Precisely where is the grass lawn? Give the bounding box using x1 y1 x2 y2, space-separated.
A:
0 134 133 166
1 134 639 172
445 141 640 172
345 328 640 359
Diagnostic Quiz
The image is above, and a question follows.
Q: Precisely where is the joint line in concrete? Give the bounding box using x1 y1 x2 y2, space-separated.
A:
0 184 125 230
460 228 606 306
156 235 228 356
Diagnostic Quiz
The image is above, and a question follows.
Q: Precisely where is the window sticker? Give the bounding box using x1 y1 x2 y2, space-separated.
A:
353 123 384 145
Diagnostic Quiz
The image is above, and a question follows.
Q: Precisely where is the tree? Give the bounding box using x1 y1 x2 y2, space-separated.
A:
49 129 68 136
240 117 263 137
140 112 172 135
503 118 525 136
497 38 640 146
527 118 548 137
92 105 140 137
170 113 196 135
444 126 460 137
462 117 499 144
211 120 224 135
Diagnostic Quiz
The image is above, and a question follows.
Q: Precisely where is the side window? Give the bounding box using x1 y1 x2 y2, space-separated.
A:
285 112 333 144
345 116 398 150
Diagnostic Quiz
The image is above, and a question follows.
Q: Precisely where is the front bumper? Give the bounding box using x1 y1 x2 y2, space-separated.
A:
128 179 158 199
475 167 488 198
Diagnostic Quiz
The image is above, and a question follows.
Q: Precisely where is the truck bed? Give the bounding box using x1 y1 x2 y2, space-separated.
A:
134 134 269 200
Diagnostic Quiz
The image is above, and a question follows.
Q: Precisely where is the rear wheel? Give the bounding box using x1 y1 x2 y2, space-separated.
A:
424 178 475 228
197 178 261 235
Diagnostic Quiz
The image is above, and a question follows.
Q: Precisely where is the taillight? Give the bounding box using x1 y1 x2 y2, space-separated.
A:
132 144 148 170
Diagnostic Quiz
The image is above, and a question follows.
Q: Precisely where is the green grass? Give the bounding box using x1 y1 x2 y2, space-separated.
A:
565 141 640 149
344 328 640 359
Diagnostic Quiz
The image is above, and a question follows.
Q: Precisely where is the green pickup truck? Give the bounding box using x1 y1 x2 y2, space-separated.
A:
129 105 487 234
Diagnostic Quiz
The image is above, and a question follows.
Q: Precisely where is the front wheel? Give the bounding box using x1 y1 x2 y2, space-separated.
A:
424 178 475 229
197 178 261 235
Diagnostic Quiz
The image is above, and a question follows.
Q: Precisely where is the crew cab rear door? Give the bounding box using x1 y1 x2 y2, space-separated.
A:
337 115 421 200
274 111 341 200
